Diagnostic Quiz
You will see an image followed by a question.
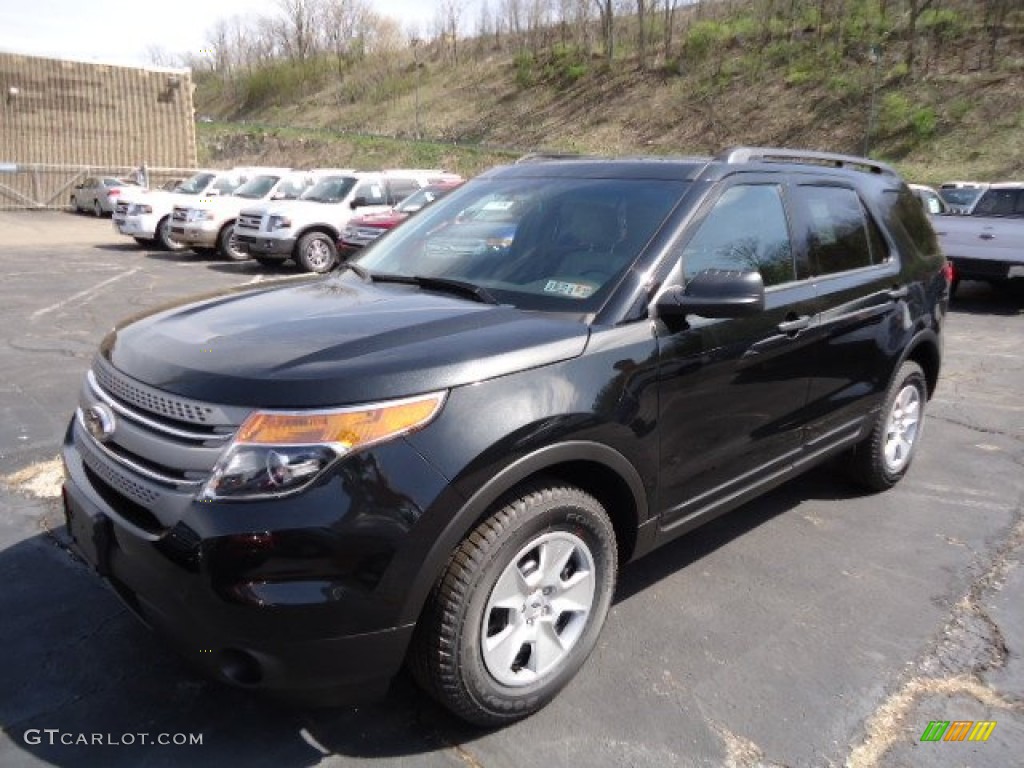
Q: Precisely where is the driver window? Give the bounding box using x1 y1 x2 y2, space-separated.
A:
682 185 795 288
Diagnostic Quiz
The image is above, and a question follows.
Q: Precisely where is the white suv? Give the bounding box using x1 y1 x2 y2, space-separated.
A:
168 168 304 260
235 169 462 272
113 169 256 251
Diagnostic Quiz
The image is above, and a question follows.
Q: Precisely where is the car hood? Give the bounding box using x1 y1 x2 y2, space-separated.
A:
100 277 589 408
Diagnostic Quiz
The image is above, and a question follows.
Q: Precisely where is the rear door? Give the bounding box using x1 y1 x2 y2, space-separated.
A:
787 180 904 453
656 176 820 533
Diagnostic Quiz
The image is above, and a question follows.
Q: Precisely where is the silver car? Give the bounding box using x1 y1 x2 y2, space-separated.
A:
70 176 140 217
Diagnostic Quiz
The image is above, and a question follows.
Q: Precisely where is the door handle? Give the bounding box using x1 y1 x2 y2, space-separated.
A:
889 285 909 300
777 315 811 334
979 233 995 240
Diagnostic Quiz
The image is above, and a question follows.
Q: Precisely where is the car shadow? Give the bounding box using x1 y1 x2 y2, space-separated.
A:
0 464 859 766
92 243 143 253
950 279 1024 316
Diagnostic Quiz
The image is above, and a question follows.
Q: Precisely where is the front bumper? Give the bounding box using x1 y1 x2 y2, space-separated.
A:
171 222 219 248
61 420 446 704
115 214 159 239
235 233 295 258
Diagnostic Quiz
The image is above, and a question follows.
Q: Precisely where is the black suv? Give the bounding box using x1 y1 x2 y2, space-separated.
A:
62 148 948 726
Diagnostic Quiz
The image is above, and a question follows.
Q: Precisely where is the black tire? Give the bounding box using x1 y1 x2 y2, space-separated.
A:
409 480 617 727
93 199 103 217
295 232 337 273
156 216 187 252
218 223 248 261
849 361 927 492
70 195 78 212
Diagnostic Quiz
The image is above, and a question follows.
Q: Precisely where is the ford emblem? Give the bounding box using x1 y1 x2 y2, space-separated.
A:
83 404 116 443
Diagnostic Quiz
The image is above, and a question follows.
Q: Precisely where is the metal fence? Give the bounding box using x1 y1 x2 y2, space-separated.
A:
0 163 200 211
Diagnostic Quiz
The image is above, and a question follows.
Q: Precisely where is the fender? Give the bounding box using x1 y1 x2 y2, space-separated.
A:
395 440 650 626
896 327 942 397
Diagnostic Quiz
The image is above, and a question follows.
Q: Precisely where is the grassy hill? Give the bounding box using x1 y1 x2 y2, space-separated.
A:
194 1 1024 185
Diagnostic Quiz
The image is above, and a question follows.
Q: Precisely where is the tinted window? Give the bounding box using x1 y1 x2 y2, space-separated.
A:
883 186 938 258
234 175 282 199
681 185 795 287
301 176 357 203
354 181 387 205
793 186 881 275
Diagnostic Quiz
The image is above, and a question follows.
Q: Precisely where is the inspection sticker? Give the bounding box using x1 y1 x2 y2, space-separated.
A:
544 280 594 298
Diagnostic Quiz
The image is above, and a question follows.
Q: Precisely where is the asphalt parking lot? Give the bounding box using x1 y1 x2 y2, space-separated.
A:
0 210 1022 767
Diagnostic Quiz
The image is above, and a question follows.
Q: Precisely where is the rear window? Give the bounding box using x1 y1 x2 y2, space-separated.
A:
880 186 939 259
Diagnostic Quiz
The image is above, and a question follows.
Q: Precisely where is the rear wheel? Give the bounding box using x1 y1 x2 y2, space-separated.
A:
218 224 248 261
849 361 927 491
70 195 78 212
156 216 186 252
409 480 617 726
93 199 103 217
295 232 337 273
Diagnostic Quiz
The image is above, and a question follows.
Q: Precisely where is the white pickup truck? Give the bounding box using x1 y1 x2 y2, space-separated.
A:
113 169 258 251
168 168 302 260
234 169 462 272
933 182 1024 292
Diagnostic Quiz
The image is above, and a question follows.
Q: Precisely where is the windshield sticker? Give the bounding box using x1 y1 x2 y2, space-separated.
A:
481 200 516 211
544 280 595 298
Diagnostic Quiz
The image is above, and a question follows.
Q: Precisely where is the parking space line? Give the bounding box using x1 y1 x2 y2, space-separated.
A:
893 491 1015 513
932 399 1024 412
30 268 140 319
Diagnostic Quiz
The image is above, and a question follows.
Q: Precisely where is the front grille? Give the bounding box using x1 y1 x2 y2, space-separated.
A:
172 207 188 222
80 440 160 505
93 363 215 425
237 213 262 231
82 464 164 535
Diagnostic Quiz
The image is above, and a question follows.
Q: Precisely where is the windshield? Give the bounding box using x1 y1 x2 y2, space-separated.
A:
300 176 357 203
353 176 688 312
938 188 983 207
233 175 283 199
211 175 247 195
274 176 311 200
176 173 216 195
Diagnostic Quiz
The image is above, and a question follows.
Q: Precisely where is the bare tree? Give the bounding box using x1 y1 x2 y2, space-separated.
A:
593 0 614 62
277 0 320 63
439 0 467 64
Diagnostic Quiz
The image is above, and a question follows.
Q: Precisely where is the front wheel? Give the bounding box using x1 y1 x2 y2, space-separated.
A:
295 232 337 273
218 224 248 261
849 360 927 491
409 480 617 726
156 216 187 252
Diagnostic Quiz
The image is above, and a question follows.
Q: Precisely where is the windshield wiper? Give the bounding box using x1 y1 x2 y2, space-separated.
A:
335 261 371 282
370 273 499 305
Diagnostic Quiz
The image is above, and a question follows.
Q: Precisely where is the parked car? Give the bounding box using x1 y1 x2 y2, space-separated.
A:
234 169 462 273
909 183 948 215
70 177 139 217
113 168 257 251
62 147 948 727
337 180 463 257
932 181 1024 293
168 168 300 260
938 181 988 215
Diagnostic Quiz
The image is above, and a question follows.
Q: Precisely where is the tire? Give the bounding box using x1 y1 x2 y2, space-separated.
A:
70 195 78 212
218 223 248 261
409 480 617 726
849 361 927 491
295 232 337 273
156 216 187 252
93 199 103 217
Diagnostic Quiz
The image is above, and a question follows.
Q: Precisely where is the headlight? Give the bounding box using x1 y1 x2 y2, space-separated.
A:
268 215 292 231
188 209 214 222
199 391 446 500
130 204 153 214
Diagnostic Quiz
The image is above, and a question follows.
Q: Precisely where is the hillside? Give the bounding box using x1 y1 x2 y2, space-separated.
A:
194 1 1024 185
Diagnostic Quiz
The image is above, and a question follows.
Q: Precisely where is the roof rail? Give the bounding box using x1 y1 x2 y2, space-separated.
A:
716 147 898 177
514 152 590 164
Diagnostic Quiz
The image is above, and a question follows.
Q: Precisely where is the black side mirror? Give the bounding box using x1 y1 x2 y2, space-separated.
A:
350 196 368 210
656 269 765 319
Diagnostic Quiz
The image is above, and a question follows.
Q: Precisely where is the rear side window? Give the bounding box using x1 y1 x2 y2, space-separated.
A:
972 189 1024 217
681 185 795 287
791 185 887 275
354 181 387 205
883 186 939 258
387 178 420 204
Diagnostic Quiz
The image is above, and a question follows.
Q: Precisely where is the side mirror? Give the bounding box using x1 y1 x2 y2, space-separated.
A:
350 196 368 210
656 269 765 319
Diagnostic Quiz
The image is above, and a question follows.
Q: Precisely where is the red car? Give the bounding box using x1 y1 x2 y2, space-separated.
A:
338 180 463 257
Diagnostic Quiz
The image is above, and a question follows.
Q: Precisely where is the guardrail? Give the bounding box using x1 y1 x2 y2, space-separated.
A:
0 163 199 211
